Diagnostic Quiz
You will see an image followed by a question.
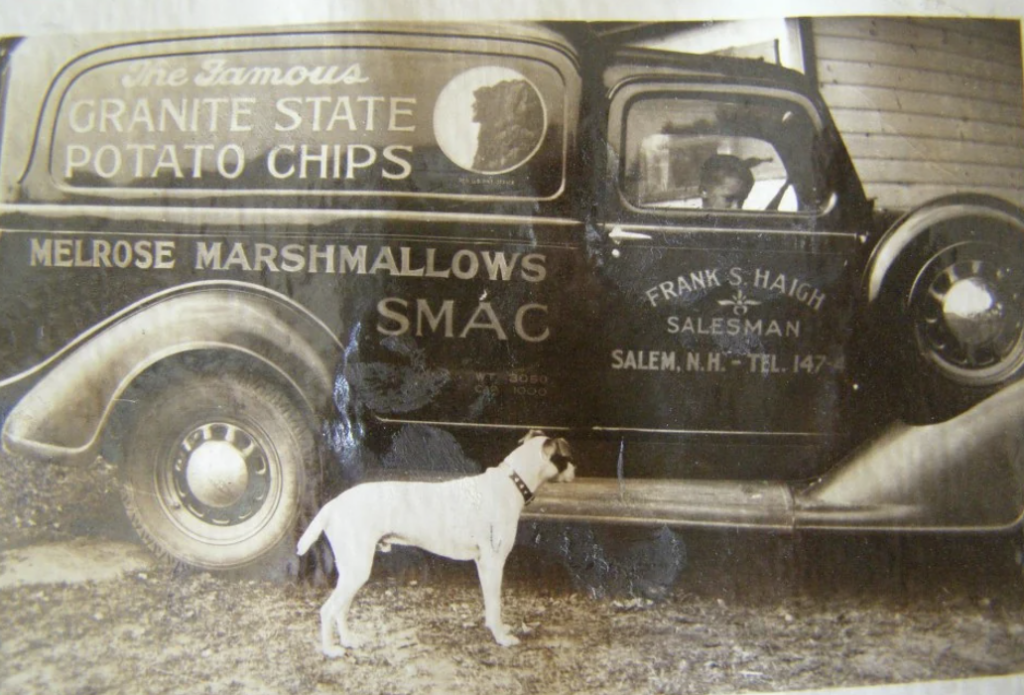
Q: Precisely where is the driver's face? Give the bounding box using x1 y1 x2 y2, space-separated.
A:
701 175 749 210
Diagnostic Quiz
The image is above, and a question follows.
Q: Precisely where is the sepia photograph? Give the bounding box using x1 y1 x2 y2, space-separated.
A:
1 2 1024 693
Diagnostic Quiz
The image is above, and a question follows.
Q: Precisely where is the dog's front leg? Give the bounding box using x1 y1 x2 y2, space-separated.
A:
475 554 519 646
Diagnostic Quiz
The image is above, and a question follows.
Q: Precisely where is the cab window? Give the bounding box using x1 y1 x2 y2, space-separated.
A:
622 93 827 213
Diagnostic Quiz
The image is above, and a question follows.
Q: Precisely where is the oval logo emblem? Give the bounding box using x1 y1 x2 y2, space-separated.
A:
433 66 547 175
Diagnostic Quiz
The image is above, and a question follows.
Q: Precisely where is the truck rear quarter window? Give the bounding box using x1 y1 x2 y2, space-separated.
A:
621 91 829 214
41 40 571 202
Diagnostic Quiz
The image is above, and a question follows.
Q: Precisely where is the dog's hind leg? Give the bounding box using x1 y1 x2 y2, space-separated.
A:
319 586 350 658
321 548 374 654
475 554 519 646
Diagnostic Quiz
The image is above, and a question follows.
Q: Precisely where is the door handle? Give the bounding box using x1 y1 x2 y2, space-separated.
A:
608 227 652 243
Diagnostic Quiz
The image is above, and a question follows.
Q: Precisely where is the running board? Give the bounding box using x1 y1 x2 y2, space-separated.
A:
525 382 1024 534
524 478 797 531
523 478 946 532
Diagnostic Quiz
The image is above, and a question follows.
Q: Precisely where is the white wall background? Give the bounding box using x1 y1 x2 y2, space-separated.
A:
813 17 1024 211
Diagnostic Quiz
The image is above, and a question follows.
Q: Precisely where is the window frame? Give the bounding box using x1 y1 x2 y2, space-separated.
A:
23 30 581 206
610 81 833 219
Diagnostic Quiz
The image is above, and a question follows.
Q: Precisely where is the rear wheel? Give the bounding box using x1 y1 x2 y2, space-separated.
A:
118 369 316 573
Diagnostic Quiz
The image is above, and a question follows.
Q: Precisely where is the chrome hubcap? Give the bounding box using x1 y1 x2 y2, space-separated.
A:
170 423 271 526
916 247 1024 383
941 276 1005 348
186 441 250 508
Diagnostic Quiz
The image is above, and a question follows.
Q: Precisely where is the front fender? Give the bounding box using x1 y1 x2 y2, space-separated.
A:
1 282 343 462
864 193 1024 304
798 377 1024 530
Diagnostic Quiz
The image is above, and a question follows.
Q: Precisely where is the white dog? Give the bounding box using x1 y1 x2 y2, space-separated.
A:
297 430 575 656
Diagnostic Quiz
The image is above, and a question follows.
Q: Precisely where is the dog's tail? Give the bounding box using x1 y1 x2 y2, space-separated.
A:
296 502 331 556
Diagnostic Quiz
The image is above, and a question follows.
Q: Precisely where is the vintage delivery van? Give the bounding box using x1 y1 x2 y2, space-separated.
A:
1 23 1023 573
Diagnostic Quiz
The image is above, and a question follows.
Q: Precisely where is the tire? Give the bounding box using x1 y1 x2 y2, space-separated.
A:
884 223 1024 421
118 370 316 573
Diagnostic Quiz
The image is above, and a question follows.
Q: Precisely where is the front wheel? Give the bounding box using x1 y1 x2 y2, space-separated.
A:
880 220 1024 422
909 240 1024 388
118 370 316 572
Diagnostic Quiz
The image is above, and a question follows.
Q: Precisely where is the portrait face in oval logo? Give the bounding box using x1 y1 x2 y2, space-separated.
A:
433 66 548 175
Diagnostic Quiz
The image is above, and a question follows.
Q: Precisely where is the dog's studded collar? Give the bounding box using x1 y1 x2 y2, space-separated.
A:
509 470 535 505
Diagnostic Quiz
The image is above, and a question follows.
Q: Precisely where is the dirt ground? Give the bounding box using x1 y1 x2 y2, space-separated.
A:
3 456 1024 695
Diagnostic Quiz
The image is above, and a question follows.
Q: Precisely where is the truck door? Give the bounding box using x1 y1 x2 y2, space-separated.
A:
591 77 867 477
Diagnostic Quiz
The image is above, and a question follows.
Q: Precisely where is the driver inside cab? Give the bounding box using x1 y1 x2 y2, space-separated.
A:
700 154 755 210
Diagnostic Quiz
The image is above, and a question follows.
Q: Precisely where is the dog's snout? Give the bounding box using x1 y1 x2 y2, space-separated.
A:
556 463 576 483
543 437 574 472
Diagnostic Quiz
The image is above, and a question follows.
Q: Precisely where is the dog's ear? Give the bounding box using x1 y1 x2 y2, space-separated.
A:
542 437 574 472
520 429 546 443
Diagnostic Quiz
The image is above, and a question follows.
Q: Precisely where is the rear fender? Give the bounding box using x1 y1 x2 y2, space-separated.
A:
1 282 343 462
